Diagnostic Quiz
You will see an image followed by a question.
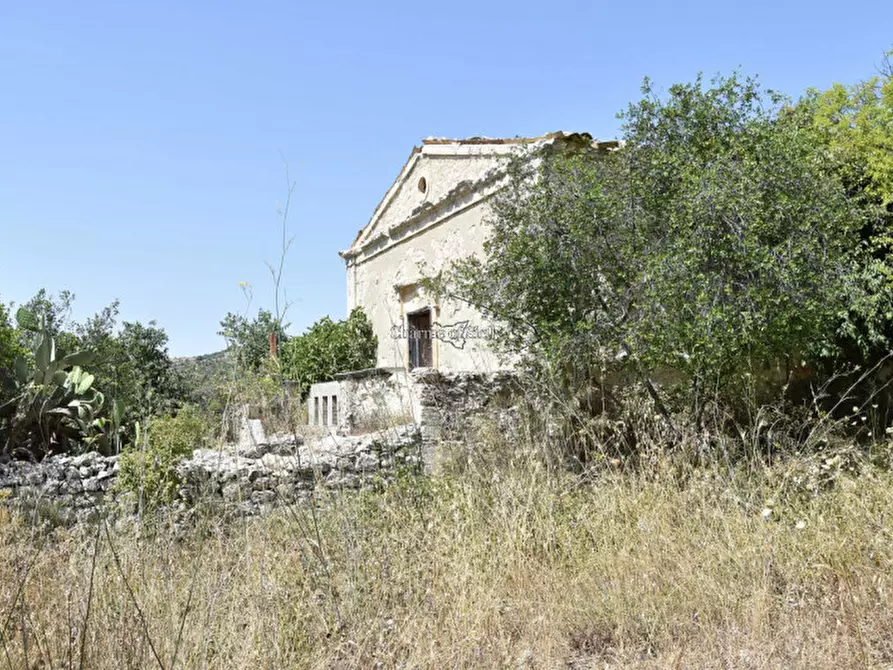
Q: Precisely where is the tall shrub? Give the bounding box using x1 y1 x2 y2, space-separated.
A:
280 307 377 397
449 74 872 428
795 53 893 356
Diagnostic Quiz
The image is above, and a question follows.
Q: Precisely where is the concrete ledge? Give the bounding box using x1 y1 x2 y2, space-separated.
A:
333 367 403 381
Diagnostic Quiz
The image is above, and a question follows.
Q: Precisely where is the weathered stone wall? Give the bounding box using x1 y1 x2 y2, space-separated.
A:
411 369 521 471
307 380 342 428
308 369 417 434
0 451 119 524
177 426 420 516
307 368 520 452
0 372 522 524
0 426 422 525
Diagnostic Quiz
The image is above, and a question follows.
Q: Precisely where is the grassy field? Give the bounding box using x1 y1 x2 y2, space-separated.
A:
2 446 893 669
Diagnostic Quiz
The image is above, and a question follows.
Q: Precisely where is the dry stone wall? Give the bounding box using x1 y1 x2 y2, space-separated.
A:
1 371 523 524
0 425 422 525
0 451 119 524
411 369 521 469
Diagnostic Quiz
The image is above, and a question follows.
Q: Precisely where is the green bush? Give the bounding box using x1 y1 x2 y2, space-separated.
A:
447 74 878 434
280 307 377 397
0 301 25 403
117 406 209 505
0 301 26 371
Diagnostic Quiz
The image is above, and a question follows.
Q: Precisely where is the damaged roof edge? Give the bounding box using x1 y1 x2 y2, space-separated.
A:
340 132 620 260
421 131 592 146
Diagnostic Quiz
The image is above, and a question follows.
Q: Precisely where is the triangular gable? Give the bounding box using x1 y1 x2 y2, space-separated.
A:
345 145 422 253
347 145 422 251
341 132 600 259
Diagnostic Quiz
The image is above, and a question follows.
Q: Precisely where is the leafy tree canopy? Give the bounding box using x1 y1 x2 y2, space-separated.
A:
280 307 377 397
1 290 184 452
218 309 288 372
800 51 893 208
793 52 893 353
0 300 24 368
0 300 27 397
18 289 79 356
448 73 874 412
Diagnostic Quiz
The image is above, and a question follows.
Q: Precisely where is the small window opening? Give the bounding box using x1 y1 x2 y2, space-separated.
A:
331 395 338 426
322 396 329 426
314 397 320 425
418 177 427 194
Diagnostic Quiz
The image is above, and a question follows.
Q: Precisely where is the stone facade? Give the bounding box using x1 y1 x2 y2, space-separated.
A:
339 132 611 374
307 133 615 454
411 369 521 469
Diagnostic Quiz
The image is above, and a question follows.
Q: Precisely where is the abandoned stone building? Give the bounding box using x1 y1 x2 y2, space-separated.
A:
308 132 617 435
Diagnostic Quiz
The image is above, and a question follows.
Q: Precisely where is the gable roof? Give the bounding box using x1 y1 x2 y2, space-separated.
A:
340 132 617 260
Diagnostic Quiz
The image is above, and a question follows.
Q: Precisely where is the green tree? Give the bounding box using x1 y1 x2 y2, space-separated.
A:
448 74 869 424
280 307 377 397
114 321 184 416
794 51 893 354
18 289 78 355
218 309 288 372
64 299 183 433
0 301 24 370
802 51 893 207
0 300 26 400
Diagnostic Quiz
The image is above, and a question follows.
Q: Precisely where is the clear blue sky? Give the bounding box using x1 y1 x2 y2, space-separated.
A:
1 1 890 356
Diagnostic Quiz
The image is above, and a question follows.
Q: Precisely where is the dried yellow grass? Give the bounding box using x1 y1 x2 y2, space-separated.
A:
1 454 892 669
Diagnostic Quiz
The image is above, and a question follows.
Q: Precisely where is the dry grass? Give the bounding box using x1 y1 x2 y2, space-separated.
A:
2 448 893 669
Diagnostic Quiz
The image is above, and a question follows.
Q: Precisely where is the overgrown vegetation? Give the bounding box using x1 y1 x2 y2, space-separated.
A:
1 50 893 669
116 407 211 505
438 69 893 459
798 53 893 356
0 308 104 459
279 307 377 397
0 302 26 399
0 291 187 459
2 437 893 668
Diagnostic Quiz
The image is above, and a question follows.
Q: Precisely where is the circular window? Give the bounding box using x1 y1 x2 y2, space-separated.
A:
418 177 427 194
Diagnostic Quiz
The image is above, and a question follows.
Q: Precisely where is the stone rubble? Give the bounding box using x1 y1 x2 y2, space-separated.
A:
0 371 521 525
0 425 421 525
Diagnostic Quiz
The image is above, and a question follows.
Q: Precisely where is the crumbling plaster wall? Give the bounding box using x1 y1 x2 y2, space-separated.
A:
307 369 419 434
351 200 504 372
345 144 525 374
344 134 604 375
307 369 522 472
339 368 417 432
370 149 512 235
